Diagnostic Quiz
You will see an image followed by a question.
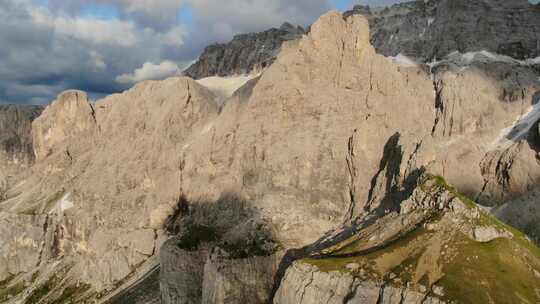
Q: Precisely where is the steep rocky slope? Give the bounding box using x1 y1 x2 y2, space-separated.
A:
184 23 305 79
0 9 540 304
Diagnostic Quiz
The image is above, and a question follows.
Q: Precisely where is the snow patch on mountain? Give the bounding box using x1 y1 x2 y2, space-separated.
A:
386 53 418 68
196 74 259 104
489 102 540 150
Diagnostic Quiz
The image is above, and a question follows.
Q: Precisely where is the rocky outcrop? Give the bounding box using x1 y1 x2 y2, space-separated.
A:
201 250 279 304
160 240 208 304
274 262 444 304
0 213 49 282
273 175 539 304
346 0 540 61
184 23 305 79
32 90 96 161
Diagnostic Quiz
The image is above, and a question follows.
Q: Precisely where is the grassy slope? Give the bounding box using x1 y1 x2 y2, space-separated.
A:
302 176 540 303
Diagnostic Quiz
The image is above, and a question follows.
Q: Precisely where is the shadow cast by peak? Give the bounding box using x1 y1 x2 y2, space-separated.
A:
165 192 280 259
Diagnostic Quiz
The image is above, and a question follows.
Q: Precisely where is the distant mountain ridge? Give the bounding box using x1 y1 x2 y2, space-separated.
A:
346 0 540 61
185 0 540 81
184 23 305 79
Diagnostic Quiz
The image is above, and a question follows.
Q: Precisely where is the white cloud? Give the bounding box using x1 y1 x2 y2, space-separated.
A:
115 61 181 84
158 26 187 46
27 4 138 47
188 0 329 40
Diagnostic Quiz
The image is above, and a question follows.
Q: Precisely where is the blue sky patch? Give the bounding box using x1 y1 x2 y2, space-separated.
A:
177 5 194 27
79 3 119 20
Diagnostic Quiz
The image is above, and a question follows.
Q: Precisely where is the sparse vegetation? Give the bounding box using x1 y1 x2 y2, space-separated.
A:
0 176 8 201
172 192 279 259
177 224 221 251
423 174 477 209
23 267 89 304
440 233 540 304
177 222 279 258
0 276 25 302
49 284 91 304
220 224 279 259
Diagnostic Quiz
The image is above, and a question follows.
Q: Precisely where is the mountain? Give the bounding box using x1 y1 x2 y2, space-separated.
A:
1 6 540 304
184 23 305 79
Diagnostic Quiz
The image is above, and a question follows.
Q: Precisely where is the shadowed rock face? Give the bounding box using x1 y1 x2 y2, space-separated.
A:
0 9 540 304
346 0 540 61
0 104 42 170
184 23 305 79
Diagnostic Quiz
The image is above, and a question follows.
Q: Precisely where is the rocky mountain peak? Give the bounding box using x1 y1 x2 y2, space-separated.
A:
32 89 96 161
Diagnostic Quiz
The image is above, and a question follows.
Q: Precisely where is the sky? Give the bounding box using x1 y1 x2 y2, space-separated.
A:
0 0 536 105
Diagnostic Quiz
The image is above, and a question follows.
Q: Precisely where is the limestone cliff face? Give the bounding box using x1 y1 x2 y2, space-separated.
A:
0 9 540 304
32 90 96 161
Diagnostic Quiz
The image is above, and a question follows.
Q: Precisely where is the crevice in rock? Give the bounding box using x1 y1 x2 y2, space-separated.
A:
269 247 308 303
185 81 192 106
375 283 386 304
345 129 358 221
336 38 346 88
475 179 489 202
65 149 73 163
404 141 423 178
342 280 359 304
298 271 314 304
365 62 374 109
431 78 444 136
420 292 430 304
37 215 50 267
151 229 158 256
398 287 406 304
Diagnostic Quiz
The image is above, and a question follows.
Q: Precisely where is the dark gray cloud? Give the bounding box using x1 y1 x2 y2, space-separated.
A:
0 0 191 104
